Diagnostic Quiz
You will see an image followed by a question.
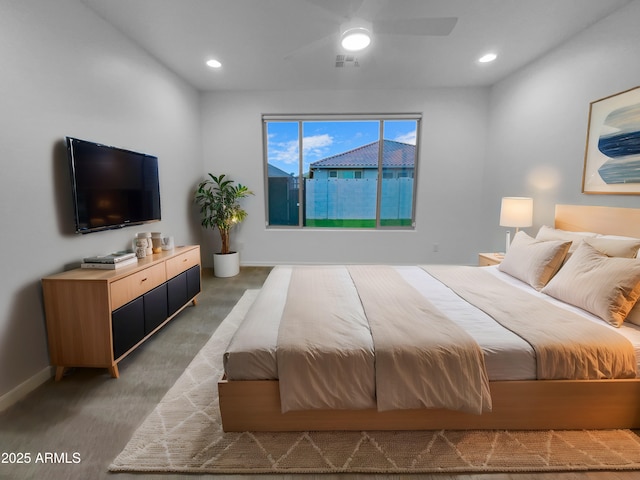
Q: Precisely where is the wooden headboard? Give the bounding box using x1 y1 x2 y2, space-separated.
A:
555 204 640 238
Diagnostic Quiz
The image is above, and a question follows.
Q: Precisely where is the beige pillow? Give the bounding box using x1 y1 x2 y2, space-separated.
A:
626 303 640 327
586 236 640 258
585 236 640 326
594 236 640 326
498 231 571 290
542 241 640 327
535 225 598 252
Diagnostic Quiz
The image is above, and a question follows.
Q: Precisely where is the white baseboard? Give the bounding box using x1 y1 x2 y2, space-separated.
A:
0 366 54 412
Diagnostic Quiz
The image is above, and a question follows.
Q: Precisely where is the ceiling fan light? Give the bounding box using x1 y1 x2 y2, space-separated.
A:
206 58 222 68
478 53 497 63
341 27 371 52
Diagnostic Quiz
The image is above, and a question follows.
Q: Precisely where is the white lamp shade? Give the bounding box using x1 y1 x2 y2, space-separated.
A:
499 197 533 228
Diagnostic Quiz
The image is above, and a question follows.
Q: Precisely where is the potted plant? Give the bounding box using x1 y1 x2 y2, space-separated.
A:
195 173 253 277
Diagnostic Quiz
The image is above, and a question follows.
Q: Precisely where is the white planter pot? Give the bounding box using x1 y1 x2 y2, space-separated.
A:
213 252 240 278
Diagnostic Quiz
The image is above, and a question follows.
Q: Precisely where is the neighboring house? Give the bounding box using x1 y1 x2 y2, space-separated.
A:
268 163 296 180
306 140 416 226
267 163 299 225
310 140 415 179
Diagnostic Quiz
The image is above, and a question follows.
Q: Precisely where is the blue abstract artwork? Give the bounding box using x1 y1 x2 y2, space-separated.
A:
583 86 640 194
597 103 640 184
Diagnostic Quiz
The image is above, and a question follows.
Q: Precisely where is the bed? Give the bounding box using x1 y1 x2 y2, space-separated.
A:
219 204 640 432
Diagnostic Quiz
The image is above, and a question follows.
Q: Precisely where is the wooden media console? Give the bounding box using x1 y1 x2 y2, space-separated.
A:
42 245 201 380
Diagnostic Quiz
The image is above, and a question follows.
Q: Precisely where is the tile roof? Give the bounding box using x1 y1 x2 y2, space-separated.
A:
268 163 294 177
310 140 415 169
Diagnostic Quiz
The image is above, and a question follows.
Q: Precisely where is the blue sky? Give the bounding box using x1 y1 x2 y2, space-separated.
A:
266 119 417 176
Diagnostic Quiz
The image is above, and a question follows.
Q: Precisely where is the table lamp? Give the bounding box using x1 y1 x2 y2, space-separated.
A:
499 197 533 252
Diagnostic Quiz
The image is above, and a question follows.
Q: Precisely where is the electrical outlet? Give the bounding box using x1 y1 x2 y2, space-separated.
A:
433 243 439 252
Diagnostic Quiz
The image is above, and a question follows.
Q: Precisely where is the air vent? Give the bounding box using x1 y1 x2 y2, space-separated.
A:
335 55 360 68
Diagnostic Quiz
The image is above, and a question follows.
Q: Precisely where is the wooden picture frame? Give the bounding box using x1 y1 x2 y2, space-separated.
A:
582 86 640 194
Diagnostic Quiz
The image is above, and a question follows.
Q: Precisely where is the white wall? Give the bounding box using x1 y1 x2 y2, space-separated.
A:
0 0 202 400
483 0 640 251
201 88 490 267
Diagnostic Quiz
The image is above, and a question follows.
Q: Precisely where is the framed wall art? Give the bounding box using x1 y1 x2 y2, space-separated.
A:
582 86 640 194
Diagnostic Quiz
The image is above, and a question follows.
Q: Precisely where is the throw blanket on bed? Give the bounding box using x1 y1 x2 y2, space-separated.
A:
348 265 492 413
277 265 492 414
424 265 636 380
276 266 377 412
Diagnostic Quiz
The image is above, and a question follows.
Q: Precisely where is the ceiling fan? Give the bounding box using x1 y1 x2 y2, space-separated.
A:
285 0 458 63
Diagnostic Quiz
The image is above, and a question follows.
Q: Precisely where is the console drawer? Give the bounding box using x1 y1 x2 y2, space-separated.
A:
110 263 166 310
166 248 200 279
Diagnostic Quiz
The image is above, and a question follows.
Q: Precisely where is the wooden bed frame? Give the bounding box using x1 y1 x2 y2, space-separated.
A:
219 204 640 432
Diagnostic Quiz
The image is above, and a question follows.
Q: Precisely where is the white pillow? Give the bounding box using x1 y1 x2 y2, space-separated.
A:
542 241 640 327
535 225 598 252
599 234 640 242
498 231 571 290
587 236 640 258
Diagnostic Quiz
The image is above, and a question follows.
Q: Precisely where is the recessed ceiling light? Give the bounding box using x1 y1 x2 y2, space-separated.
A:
206 59 222 69
478 53 497 63
341 27 371 52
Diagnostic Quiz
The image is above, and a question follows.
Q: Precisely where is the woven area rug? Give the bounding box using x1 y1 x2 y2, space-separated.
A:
110 289 640 474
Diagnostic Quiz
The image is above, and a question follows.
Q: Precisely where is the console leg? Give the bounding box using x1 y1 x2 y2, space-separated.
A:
108 365 119 379
55 366 66 381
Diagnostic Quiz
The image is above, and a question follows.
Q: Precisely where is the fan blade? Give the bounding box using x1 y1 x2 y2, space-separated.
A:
374 17 458 36
284 32 338 60
353 0 386 21
305 0 365 20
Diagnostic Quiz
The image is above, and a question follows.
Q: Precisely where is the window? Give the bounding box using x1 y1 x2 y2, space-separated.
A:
264 114 420 228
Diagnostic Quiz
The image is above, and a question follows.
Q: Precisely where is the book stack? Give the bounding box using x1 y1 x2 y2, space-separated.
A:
81 251 138 270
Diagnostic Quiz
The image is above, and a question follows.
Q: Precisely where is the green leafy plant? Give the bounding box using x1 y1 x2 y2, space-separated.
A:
195 174 253 254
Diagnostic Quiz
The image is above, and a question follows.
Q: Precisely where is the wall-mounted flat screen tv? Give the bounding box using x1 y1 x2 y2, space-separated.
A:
66 137 161 234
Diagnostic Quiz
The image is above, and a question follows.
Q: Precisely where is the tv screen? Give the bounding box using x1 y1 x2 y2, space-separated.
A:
66 137 161 234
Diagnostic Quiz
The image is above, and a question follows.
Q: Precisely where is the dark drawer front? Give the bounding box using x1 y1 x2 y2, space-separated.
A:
167 272 187 317
144 283 168 334
112 297 144 359
186 265 201 301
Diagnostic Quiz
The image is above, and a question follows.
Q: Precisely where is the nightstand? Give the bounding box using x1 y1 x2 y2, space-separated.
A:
478 252 504 266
